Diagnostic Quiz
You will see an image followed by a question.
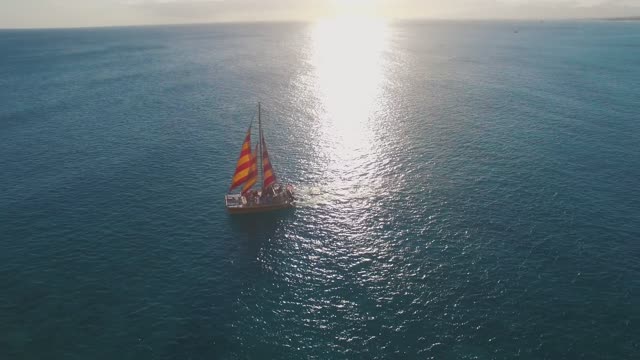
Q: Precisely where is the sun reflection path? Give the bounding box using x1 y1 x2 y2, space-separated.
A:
309 17 390 202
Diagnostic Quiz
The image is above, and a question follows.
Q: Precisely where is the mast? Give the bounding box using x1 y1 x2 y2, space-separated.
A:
258 102 263 189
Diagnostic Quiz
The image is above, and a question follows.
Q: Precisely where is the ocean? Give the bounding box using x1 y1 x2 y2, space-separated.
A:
0 20 638 359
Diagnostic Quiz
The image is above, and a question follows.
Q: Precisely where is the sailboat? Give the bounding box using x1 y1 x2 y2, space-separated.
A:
225 103 295 214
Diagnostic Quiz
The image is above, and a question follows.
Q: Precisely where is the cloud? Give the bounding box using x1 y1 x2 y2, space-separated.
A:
123 0 331 21
382 0 640 19
120 0 640 22
1 0 640 28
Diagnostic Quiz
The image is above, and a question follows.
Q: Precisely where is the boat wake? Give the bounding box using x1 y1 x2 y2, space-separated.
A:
291 185 333 207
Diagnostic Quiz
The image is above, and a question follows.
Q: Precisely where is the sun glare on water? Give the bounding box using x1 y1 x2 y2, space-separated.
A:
308 11 390 201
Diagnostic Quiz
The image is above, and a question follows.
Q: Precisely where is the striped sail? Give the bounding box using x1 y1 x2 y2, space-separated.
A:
229 127 253 191
241 143 258 194
261 135 276 190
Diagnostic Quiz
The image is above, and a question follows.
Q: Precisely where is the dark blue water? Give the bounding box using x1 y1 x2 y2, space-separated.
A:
1 20 639 359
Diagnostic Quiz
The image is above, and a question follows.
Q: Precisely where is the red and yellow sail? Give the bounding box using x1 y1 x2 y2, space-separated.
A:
261 135 276 190
229 127 254 191
241 144 258 194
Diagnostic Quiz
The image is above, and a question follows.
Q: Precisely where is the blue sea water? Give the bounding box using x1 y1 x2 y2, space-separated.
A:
0 20 639 359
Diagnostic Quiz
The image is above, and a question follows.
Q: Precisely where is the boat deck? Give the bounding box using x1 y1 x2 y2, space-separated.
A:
225 191 294 214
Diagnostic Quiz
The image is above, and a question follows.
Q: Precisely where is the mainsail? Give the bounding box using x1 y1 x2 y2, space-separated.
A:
229 126 255 191
261 135 276 190
242 143 258 194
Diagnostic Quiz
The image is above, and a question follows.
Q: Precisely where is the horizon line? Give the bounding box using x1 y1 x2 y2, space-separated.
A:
0 16 638 31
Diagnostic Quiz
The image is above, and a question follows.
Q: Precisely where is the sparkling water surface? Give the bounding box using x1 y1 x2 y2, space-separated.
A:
1 20 639 359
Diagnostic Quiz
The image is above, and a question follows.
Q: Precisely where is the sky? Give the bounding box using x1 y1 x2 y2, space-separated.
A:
1 0 639 29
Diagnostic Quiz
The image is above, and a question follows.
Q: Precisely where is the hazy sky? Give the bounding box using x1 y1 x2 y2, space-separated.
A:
1 0 639 28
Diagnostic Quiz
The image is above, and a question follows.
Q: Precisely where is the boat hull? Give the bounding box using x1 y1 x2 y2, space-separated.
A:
225 183 295 215
226 201 294 214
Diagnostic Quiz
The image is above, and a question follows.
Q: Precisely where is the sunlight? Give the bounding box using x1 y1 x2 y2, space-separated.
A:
309 16 390 197
329 0 381 18
311 16 388 150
